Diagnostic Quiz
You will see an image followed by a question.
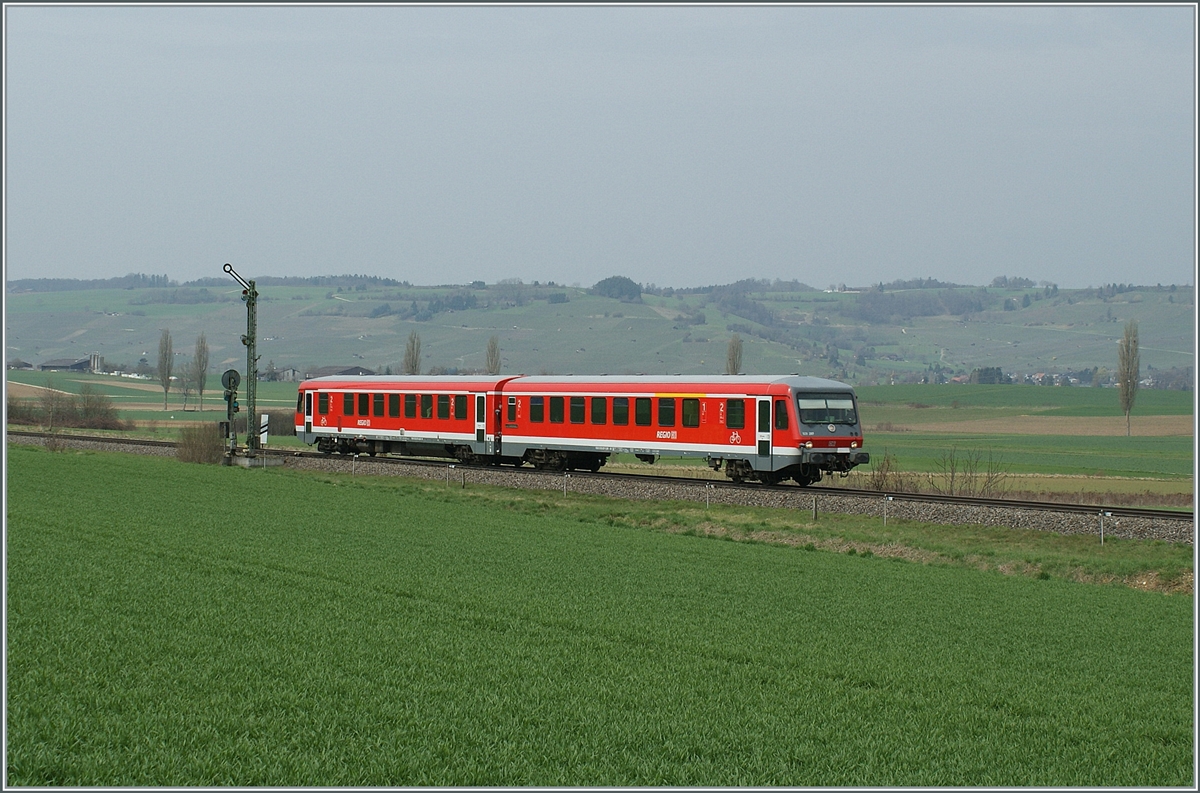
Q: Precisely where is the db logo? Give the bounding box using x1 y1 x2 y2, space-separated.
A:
729 431 742 444
320 417 327 426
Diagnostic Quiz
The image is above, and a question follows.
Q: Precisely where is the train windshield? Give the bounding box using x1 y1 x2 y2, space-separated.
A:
797 394 857 425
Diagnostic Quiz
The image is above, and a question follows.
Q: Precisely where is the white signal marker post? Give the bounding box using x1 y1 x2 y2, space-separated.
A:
260 413 269 448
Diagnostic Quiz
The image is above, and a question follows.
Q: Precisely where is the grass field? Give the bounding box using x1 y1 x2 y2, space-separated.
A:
6 445 1193 786
856 383 1194 415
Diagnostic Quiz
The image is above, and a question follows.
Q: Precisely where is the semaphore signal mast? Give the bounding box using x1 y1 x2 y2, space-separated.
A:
224 262 260 456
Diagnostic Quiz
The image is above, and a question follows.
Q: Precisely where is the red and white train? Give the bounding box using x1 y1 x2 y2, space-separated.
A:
294 374 869 485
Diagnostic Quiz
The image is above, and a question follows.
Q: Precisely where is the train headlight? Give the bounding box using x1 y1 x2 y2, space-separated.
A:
804 441 813 448
851 441 858 448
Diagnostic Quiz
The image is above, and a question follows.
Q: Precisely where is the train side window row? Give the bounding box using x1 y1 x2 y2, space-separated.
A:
313 392 469 420
308 392 757 430
519 395 726 429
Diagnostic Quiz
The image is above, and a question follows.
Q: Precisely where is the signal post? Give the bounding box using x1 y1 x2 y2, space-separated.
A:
224 263 260 456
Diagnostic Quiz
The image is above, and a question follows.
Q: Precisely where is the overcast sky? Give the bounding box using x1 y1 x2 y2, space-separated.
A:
4 4 1195 289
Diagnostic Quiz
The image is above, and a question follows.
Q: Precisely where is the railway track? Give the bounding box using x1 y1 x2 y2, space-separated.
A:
9 429 1192 523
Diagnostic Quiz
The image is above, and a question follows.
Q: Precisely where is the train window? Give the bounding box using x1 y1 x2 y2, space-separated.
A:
549 396 564 423
613 397 629 425
421 394 433 419
635 397 652 426
438 394 450 419
507 396 516 422
530 396 545 422
374 393 385 417
658 398 676 427
359 393 370 417
682 398 700 428
455 394 468 420
388 393 400 417
798 395 858 425
726 399 745 429
758 400 771 433
774 399 789 430
569 397 585 423
591 397 607 425
318 393 329 415
405 393 416 418
297 392 304 413
344 393 355 416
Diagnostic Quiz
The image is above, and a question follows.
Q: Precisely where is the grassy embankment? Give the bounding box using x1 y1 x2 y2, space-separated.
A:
6 444 1194 786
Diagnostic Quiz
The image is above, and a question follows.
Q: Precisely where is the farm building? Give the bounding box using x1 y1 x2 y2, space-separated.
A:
39 354 103 373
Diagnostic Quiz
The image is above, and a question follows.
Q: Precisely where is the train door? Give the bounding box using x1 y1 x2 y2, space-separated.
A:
756 397 772 468
304 391 313 436
473 393 488 455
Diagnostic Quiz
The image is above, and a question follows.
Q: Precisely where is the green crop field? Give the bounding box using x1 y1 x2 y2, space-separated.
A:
6 445 1193 786
857 383 1194 416
856 433 1194 479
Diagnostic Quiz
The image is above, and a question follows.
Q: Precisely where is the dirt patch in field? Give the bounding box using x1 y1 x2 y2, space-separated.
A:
648 305 685 320
67 378 165 393
5 382 66 398
902 415 1193 436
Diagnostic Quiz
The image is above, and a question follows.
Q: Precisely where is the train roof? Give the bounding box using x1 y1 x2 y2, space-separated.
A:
506 374 853 390
300 374 514 388
300 373 854 391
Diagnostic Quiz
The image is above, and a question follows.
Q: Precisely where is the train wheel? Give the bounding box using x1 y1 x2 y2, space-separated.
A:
725 460 752 483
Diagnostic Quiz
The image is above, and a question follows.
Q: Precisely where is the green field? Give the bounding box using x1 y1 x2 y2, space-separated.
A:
6 445 1193 786
855 433 1193 479
856 383 1194 416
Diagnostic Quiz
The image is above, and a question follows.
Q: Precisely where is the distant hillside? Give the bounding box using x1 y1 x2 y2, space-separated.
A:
5 275 1193 389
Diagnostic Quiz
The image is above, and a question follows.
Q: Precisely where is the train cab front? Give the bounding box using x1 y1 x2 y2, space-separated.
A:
794 392 869 483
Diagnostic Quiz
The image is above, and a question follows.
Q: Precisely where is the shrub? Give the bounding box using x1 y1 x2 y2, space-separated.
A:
9 384 127 431
76 385 125 430
7 394 39 425
177 422 224 464
265 410 295 438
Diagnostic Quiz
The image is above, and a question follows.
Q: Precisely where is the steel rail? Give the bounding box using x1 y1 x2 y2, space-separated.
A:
6 429 178 449
8 429 1192 522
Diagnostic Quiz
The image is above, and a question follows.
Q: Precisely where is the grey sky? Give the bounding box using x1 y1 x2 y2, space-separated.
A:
4 4 1195 288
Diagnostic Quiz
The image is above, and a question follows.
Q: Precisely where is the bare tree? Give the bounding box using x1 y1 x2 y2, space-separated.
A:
1117 319 1139 436
404 330 422 375
192 333 209 411
179 356 194 409
725 333 743 375
485 335 501 375
158 329 173 409
39 377 68 431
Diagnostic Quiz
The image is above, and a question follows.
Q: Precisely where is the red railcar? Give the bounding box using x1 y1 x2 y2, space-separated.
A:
295 374 868 485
